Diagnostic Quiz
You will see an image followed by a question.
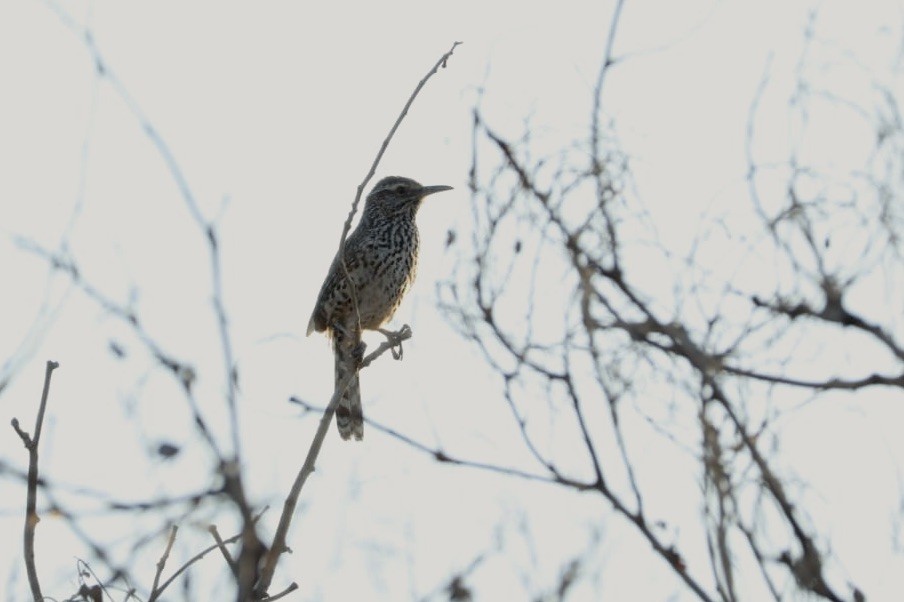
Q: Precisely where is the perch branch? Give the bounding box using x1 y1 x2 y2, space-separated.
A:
254 330 412 596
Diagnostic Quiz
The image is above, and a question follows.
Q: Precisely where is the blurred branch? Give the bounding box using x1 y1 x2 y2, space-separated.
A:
208 524 238 578
71 558 114 602
16 241 222 455
416 553 485 602
148 509 266 602
706 379 844 602
289 395 584 489
590 0 625 186
47 0 246 465
439 17 900 595
10 360 59 602
208 223 243 461
45 0 205 227
751 293 904 363
722 364 904 390
50 4 266 592
701 406 738 602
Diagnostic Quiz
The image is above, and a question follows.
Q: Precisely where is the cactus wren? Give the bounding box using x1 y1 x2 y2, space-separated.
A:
307 176 453 440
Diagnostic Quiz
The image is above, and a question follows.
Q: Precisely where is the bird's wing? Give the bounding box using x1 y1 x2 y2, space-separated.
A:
306 242 364 336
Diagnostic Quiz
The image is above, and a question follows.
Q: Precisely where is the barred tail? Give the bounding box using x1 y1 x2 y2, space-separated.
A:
333 334 363 441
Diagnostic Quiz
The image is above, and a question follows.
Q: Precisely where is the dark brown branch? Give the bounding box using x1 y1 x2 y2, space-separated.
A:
262 582 300 601
11 360 59 602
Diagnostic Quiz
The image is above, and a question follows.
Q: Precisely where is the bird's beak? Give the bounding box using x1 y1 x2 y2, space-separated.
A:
419 184 454 197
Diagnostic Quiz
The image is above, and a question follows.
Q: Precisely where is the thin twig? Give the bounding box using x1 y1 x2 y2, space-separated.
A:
150 525 178 596
290 396 584 489
207 224 243 463
16 241 223 457
590 0 625 130
341 41 462 250
75 558 115 602
148 510 266 602
208 524 238 578
262 583 300 601
11 360 59 602
722 364 904 390
337 41 462 332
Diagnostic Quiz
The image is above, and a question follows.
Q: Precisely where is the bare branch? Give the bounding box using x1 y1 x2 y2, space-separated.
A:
342 41 463 250
336 41 462 332
148 509 266 602
16 241 224 458
255 43 462 596
207 224 243 463
255 329 412 596
261 582 300 601
208 524 238 578
722 364 904 390
289 396 582 489
149 525 178 597
11 360 60 602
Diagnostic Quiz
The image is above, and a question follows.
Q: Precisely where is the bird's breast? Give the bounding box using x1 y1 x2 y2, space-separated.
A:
352 221 419 329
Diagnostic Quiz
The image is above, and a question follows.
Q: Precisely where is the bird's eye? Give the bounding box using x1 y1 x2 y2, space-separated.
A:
394 185 406 194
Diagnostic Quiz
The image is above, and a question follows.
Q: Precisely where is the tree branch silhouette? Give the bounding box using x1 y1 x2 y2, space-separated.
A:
11 360 59 602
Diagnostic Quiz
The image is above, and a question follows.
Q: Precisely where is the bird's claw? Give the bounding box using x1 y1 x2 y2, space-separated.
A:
378 324 411 360
352 341 367 367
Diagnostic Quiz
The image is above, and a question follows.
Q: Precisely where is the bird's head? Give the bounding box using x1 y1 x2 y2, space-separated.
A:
364 176 453 217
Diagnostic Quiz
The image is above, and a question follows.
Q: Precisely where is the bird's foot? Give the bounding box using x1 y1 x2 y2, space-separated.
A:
378 324 412 360
352 341 367 367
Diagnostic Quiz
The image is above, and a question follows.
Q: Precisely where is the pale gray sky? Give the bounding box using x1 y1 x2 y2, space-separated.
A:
1 0 902 600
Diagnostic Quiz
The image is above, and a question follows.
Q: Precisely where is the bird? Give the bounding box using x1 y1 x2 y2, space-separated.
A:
307 176 453 441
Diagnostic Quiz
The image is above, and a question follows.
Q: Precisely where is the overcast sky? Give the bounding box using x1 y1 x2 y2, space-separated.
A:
1 0 903 600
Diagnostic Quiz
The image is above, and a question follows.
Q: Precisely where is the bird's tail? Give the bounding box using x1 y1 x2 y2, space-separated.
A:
333 332 363 441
